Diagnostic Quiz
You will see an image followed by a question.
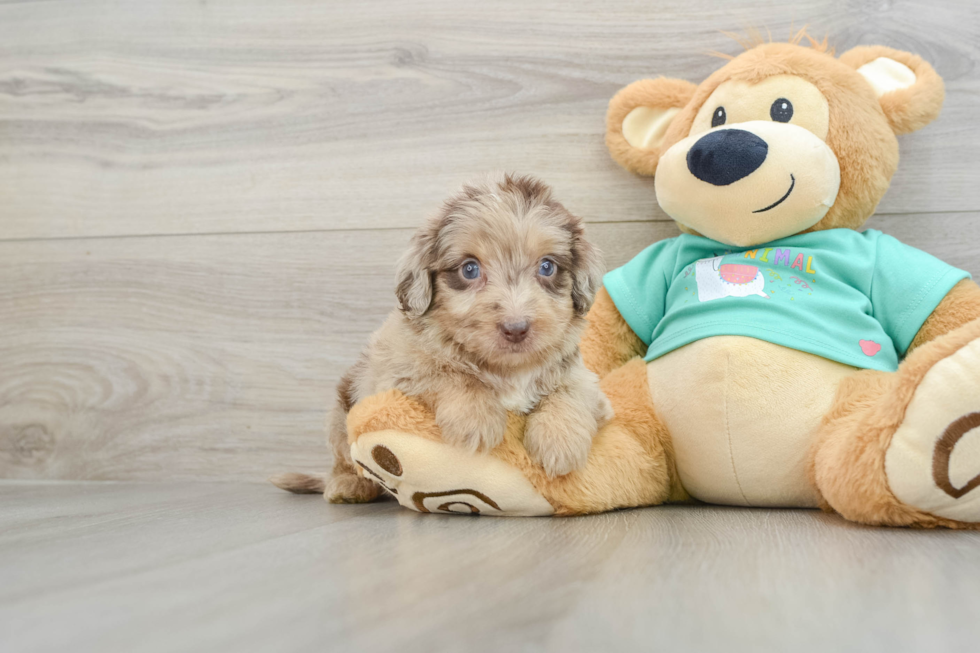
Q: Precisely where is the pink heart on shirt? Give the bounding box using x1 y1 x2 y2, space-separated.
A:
859 340 882 357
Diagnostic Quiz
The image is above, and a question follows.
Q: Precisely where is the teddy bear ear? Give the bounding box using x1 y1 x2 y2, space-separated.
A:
839 46 945 135
606 78 698 176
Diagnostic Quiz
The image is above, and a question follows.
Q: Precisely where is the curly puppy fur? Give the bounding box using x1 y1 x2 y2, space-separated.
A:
274 173 612 502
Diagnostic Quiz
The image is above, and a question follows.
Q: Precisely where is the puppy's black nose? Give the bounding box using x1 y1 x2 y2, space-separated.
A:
686 129 768 186
500 320 530 343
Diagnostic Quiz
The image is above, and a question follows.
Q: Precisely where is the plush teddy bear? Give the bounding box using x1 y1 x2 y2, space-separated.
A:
341 35 980 527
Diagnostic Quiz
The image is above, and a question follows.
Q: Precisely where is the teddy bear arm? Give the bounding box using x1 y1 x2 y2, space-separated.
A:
580 287 647 378
907 279 980 353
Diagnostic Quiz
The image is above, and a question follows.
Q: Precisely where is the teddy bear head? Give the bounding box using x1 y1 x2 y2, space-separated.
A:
606 36 945 247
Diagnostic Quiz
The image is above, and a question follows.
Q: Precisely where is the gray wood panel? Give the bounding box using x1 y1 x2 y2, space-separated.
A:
0 220 681 481
1 214 977 482
2 481 979 653
1 0 979 240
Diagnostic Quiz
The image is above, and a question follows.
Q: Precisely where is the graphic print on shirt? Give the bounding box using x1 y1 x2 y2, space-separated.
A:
859 339 882 357
695 256 769 302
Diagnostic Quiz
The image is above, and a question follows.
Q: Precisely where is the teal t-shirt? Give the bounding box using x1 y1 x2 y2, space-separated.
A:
603 229 970 372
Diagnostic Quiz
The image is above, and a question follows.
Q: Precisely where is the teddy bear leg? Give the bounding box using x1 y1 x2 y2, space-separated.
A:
811 319 980 528
344 358 684 516
529 357 687 514
346 390 558 516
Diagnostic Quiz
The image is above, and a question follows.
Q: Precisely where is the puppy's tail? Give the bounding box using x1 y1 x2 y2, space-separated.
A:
269 472 326 494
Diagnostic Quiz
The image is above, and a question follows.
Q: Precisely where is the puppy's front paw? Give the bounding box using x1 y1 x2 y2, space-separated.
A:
524 408 596 478
436 402 508 453
326 472 382 504
595 390 615 428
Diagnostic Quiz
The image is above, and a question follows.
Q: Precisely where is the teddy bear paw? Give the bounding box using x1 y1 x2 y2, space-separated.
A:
885 336 980 522
349 429 555 516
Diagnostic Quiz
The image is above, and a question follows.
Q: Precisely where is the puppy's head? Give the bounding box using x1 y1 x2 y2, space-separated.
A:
395 173 603 369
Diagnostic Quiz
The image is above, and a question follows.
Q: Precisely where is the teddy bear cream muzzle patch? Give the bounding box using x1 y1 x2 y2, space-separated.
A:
655 121 841 247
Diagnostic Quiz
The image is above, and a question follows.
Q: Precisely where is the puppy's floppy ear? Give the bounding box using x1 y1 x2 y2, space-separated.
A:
839 46 945 135
566 217 605 317
395 219 439 317
606 77 698 176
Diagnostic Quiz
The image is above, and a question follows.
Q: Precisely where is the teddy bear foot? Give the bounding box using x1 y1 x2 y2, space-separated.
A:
349 429 555 516
885 336 980 522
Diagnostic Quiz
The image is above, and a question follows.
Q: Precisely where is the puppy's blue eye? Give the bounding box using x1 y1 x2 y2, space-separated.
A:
538 259 556 277
461 260 481 280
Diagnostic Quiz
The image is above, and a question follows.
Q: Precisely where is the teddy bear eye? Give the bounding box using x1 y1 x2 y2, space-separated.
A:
770 98 794 123
711 106 726 128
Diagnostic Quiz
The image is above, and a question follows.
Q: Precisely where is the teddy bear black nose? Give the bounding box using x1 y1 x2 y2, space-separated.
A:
686 129 768 186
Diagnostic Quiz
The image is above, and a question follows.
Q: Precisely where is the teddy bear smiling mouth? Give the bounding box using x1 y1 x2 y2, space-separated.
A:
752 174 796 213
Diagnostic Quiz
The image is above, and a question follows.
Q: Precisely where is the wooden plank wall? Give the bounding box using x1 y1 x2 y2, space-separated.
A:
1 0 978 481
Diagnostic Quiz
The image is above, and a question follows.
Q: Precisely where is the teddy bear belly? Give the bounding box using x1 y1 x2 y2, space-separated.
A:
646 335 856 508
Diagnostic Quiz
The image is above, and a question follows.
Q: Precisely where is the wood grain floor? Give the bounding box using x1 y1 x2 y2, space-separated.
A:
2 2 980 651
2 481 979 653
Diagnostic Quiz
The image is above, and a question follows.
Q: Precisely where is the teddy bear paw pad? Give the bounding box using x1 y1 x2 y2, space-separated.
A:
885 338 980 522
349 430 555 516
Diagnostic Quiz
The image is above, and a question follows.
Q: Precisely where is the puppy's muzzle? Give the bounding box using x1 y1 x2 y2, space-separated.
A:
499 320 530 343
